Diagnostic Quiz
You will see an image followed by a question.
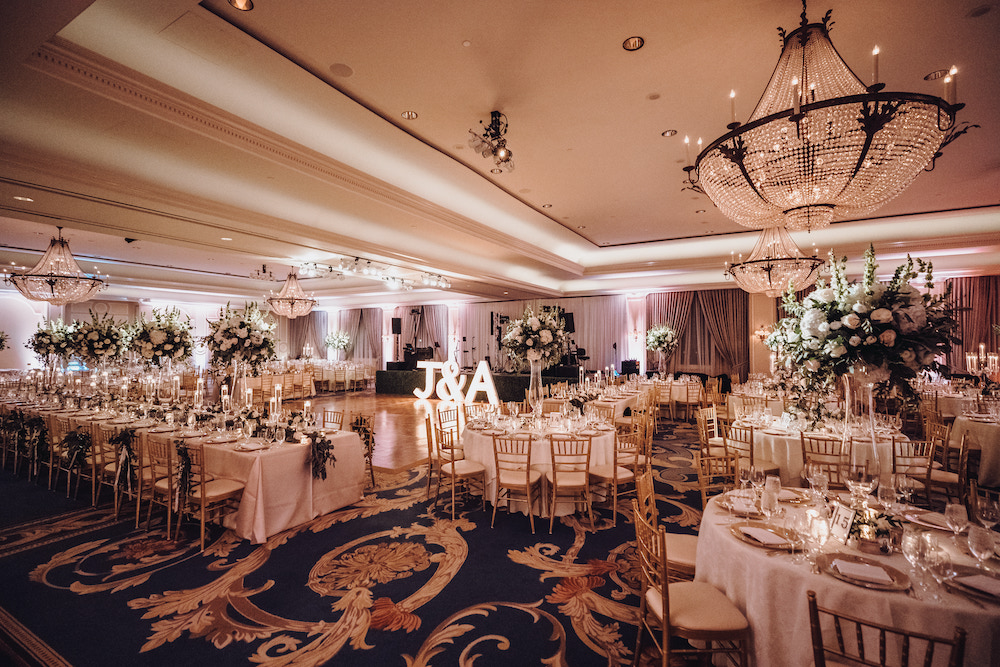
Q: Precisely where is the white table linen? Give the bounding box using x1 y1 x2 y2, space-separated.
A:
696 495 1000 667
751 424 898 486
951 416 1000 486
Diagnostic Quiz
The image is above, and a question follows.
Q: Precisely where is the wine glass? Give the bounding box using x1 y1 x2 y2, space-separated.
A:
917 534 947 602
242 421 254 440
967 525 996 570
760 489 779 527
977 497 1000 531
738 465 752 492
901 530 929 598
750 467 765 500
187 412 196 429
877 479 896 514
785 512 810 562
808 514 831 573
842 458 879 509
944 503 969 545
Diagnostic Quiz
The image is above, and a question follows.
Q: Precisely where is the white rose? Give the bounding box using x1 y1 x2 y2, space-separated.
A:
808 288 835 305
526 350 542 361
804 359 821 372
88 331 99 340
870 308 893 324
528 317 540 331
879 330 896 346
150 330 167 345
539 329 553 344
852 301 870 314
848 335 862 347
864 335 877 345
841 313 861 329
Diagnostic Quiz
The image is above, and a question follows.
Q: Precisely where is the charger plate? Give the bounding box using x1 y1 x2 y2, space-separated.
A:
729 521 795 550
817 552 910 591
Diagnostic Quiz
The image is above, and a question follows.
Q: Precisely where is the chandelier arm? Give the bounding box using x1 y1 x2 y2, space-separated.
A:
717 136 769 205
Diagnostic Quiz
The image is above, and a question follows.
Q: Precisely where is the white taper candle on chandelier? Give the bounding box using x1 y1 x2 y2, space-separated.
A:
871 46 879 85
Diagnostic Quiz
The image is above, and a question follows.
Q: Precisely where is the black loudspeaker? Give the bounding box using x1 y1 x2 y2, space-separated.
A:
563 312 575 333
391 318 402 335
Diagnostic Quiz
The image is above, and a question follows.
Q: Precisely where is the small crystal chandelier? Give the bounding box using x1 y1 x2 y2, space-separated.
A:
686 1 968 232
6 228 105 305
266 273 316 319
469 111 515 173
725 226 824 297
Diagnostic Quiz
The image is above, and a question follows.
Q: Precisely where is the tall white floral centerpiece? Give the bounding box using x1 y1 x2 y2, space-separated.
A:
767 246 957 504
68 312 128 370
501 308 567 412
26 319 73 385
646 324 679 376
205 303 276 406
131 307 194 368
324 330 350 360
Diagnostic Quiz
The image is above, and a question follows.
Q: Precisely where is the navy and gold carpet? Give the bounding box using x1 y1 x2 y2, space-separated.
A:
0 422 703 666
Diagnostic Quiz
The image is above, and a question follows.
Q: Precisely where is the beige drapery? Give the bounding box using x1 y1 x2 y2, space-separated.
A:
947 276 1000 372
699 290 750 381
645 291 695 371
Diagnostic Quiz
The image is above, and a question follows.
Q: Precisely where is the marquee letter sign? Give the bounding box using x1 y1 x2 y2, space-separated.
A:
413 359 499 405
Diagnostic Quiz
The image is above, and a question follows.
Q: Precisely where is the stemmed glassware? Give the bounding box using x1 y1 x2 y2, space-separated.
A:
944 503 969 546
967 525 996 570
901 530 929 599
808 514 831 573
750 467 765 501
977 497 1000 531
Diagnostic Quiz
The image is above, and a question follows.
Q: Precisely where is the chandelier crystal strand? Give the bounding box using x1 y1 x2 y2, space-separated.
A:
266 273 316 319
725 226 824 297
693 5 960 232
7 231 105 305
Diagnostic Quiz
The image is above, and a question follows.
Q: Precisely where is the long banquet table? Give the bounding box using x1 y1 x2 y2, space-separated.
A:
696 494 1000 667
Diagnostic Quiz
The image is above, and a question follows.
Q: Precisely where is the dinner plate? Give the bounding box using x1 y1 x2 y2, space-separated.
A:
718 494 764 519
205 433 238 444
480 429 506 436
969 416 996 423
945 565 1000 604
902 509 952 531
596 424 615 431
131 419 158 428
234 438 270 452
777 488 810 504
148 425 178 433
817 552 910 591
761 428 787 435
729 521 795 550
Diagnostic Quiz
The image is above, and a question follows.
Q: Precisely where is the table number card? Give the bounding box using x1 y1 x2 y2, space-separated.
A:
829 502 856 543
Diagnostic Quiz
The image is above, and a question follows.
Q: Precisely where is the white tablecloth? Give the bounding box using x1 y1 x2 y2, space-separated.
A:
460 427 615 516
199 430 364 543
729 393 784 416
926 392 978 419
696 495 1000 667
951 416 1000 486
747 426 897 486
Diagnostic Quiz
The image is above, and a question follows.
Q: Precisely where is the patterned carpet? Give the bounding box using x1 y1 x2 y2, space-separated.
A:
0 421 704 666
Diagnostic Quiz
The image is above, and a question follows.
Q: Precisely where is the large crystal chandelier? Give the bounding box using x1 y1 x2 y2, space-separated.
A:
688 2 964 231
725 226 824 297
266 273 316 319
6 229 105 305
469 111 515 174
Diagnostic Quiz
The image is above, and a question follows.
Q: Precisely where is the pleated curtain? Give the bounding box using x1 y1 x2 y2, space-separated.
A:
699 289 750 382
947 276 1000 372
645 291 695 371
287 311 327 358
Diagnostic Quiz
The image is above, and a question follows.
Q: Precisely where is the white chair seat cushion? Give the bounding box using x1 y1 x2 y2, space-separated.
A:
707 436 725 447
663 533 699 569
646 581 748 633
589 465 635 483
191 478 244 500
929 469 958 484
434 447 465 461
498 467 542 487
544 470 588 487
705 445 727 457
441 459 485 476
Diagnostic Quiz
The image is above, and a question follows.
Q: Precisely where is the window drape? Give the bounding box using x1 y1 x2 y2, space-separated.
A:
420 305 449 360
360 308 383 367
287 311 327 358
947 276 1000 372
645 291 695 370
699 289 750 381
338 309 362 358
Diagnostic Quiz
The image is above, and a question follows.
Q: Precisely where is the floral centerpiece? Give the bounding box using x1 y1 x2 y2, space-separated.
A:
646 324 679 375
131 307 194 368
324 330 350 351
849 506 902 542
766 245 957 406
501 308 567 412
26 319 73 364
67 312 128 366
204 302 276 376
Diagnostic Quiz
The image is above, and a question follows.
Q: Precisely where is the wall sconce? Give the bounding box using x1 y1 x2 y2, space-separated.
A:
753 325 771 342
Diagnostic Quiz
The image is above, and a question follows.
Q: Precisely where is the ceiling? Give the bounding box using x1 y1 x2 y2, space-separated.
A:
1 0 998 310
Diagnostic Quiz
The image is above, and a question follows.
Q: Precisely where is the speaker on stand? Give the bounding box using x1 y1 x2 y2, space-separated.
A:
391 317 402 362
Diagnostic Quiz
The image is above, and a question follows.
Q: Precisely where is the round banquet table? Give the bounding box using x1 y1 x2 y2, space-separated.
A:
460 426 616 516
695 494 1000 667
951 415 1000 487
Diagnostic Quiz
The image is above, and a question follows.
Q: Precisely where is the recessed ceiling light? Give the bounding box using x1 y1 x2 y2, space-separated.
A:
968 5 992 18
623 36 644 51
541 204 552 208
462 40 472 47
661 129 677 137
220 237 232 241
400 110 418 120
228 0 253 10
577 225 586 229
647 93 661 101
329 63 354 78
490 168 502 174
12 195 33 202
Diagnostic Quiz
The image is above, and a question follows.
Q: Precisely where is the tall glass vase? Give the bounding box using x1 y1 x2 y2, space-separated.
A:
528 358 544 414
657 350 666 377
841 371 882 509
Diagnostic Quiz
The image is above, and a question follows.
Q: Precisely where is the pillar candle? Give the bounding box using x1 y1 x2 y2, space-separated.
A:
729 89 736 124
245 387 253 407
304 400 311 415
871 46 879 85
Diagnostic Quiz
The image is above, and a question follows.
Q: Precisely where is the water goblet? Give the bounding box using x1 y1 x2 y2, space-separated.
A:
917 534 947 602
187 412 196 429
901 529 929 598
750 467 765 500
808 514 831 573
877 480 896 514
165 412 174 426
944 503 969 546
242 421 254 440
760 489 779 527
977 497 1000 531
738 465 752 492
967 525 996 570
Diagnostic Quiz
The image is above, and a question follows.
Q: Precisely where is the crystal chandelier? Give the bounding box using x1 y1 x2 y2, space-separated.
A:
469 111 515 173
725 226 824 297
266 273 316 319
687 2 965 232
6 229 105 305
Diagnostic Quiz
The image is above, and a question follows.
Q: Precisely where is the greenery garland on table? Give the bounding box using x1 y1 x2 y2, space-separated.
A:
63 428 92 472
130 307 194 368
305 431 336 480
110 428 138 495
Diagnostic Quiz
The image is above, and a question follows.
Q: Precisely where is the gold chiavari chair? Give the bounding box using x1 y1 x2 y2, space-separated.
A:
174 443 244 551
589 431 638 527
491 434 542 533
546 434 594 533
434 427 486 520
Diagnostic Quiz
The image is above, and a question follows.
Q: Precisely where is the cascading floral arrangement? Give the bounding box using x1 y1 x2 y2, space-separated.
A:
766 245 958 402
501 307 567 369
646 324 680 356
324 330 350 351
26 319 74 363
131 307 194 368
67 312 128 365
204 302 276 375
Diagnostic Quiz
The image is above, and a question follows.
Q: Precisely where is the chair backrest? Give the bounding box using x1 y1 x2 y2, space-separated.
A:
424 415 437 460
541 398 565 414
589 404 615 423
924 416 948 445
892 438 932 476
492 434 534 486
437 405 459 435
614 431 639 473
806 590 966 667
656 381 672 404
802 433 849 488
631 499 669 609
93 423 118 471
462 402 488 423
697 452 737 510
723 423 755 459
969 478 1000 527
635 469 658 523
549 434 591 485
323 410 344 430
437 426 462 465
145 433 174 489
695 406 718 448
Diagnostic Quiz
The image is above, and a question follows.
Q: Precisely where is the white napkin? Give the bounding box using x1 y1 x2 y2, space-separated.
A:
914 512 950 528
740 526 789 547
955 574 1000 597
833 559 893 584
237 438 268 451
778 489 800 502
728 496 757 514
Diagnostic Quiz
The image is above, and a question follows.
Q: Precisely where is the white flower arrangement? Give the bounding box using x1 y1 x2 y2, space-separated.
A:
501 308 567 369
324 330 350 351
204 302 276 375
68 312 128 365
646 324 679 356
767 245 957 401
27 319 74 362
131 307 194 368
